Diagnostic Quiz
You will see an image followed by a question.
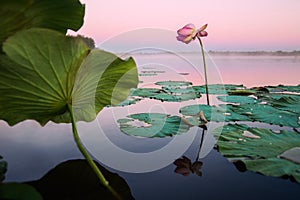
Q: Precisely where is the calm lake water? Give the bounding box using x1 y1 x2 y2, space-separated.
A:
1 53 300 199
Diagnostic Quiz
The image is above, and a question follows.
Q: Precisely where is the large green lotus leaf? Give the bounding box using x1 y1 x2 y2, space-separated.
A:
26 159 134 200
118 113 191 138
0 0 30 50
0 0 84 47
230 104 299 128
1 28 138 125
27 0 85 33
0 155 7 183
179 104 251 122
192 84 245 94
72 50 138 122
216 124 300 182
0 183 43 200
217 95 258 104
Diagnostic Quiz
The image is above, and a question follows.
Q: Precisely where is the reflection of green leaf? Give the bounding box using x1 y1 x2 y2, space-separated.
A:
216 124 300 182
118 113 190 137
27 159 134 200
0 183 42 200
0 28 138 125
0 0 84 48
0 155 7 183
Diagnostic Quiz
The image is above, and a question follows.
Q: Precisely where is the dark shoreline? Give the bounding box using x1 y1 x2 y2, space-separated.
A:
123 50 300 56
208 50 300 56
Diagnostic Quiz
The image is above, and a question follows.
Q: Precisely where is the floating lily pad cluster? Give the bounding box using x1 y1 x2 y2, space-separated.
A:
117 84 300 183
117 113 191 138
117 81 202 105
192 84 246 95
214 124 300 182
179 91 300 128
179 104 251 123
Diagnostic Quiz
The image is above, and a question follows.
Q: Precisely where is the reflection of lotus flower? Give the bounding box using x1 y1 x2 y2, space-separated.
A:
174 156 192 176
174 156 203 176
192 161 203 176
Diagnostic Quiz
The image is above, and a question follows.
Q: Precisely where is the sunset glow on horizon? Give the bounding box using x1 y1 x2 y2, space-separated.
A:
70 0 300 51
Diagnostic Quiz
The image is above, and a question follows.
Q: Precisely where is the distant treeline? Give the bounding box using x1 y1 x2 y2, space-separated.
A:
208 50 300 56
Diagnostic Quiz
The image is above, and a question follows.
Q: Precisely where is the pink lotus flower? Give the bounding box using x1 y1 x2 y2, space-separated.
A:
176 23 210 105
176 23 208 44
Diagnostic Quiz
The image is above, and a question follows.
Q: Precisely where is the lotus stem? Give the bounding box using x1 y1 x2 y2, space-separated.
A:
196 128 206 161
68 104 123 200
197 37 210 106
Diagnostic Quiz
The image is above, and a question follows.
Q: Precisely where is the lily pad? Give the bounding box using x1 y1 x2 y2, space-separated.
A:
130 82 201 102
116 97 142 106
131 88 161 98
192 84 245 95
260 94 300 114
118 113 191 137
179 104 251 122
156 81 192 87
0 28 138 125
217 95 258 104
162 86 197 94
216 124 300 183
0 0 85 49
230 104 300 128
0 183 43 200
152 92 201 102
266 84 300 93
27 159 134 200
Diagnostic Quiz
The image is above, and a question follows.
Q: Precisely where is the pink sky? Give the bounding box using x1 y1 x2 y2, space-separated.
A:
70 0 300 51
